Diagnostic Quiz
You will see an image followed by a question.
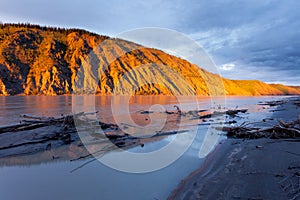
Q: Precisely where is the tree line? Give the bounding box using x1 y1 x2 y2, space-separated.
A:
0 22 102 37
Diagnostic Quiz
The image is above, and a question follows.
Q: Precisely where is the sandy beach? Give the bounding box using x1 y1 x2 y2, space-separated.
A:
169 97 300 200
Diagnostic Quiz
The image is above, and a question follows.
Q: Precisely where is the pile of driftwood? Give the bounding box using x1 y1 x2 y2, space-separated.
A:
0 112 101 134
258 100 286 107
0 112 101 154
139 105 248 120
0 111 192 160
196 109 248 120
217 119 300 139
294 100 300 107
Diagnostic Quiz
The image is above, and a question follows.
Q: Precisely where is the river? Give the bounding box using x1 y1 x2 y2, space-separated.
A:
0 95 287 200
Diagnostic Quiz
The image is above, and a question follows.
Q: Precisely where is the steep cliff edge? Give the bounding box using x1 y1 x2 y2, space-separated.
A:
0 24 299 96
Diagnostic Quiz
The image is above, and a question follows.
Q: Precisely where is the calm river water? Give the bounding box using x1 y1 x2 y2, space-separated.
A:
0 95 287 200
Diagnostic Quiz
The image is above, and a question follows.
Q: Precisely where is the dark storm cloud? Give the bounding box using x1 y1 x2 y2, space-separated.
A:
175 0 275 31
185 0 300 84
0 0 299 84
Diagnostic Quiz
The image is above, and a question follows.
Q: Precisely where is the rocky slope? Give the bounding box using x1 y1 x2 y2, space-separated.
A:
0 24 299 96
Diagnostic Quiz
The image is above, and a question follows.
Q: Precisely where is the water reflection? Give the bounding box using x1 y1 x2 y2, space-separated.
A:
0 95 281 168
0 95 290 200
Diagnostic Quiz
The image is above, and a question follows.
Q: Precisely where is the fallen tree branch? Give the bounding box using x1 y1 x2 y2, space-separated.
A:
218 118 300 139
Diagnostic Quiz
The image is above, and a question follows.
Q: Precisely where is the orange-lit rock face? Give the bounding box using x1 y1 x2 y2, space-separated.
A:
0 24 299 96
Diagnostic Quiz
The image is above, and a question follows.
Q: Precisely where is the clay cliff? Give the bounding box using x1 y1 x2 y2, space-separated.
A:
0 24 299 96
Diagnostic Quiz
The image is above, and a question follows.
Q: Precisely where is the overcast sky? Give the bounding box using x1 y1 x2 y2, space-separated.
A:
0 0 299 85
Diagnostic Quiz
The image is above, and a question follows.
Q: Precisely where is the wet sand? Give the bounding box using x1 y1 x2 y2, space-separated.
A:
169 97 300 200
169 138 300 200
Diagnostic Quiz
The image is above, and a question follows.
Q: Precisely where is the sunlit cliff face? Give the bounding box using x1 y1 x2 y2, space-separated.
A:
0 24 299 96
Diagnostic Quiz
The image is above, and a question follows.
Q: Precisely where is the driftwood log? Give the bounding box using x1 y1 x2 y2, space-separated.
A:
257 100 286 107
188 109 248 120
217 118 300 139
